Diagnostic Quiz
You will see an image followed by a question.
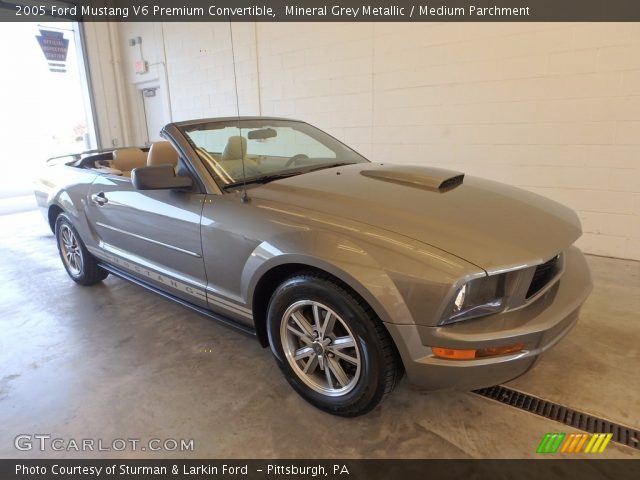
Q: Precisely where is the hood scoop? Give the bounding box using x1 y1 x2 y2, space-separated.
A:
360 165 464 192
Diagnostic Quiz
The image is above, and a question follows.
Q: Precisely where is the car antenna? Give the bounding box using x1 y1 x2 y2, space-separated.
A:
229 20 249 203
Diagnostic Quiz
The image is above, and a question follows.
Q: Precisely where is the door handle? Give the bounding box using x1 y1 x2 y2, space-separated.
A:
90 192 108 206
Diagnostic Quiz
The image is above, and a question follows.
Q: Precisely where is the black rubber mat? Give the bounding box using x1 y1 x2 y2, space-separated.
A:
473 385 639 450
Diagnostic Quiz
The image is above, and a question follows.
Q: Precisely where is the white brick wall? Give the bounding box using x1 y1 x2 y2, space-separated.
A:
117 22 640 260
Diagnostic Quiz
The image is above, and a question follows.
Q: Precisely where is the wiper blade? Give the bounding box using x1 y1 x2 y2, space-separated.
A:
306 162 355 173
223 163 355 188
223 170 303 188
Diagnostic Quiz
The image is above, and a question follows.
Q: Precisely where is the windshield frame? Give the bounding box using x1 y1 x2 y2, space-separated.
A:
175 117 370 192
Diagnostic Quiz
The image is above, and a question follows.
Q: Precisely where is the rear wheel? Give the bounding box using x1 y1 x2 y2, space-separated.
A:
267 272 402 416
55 213 108 286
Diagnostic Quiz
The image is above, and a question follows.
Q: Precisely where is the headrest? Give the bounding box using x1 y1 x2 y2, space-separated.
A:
112 148 147 172
222 136 247 161
147 141 179 167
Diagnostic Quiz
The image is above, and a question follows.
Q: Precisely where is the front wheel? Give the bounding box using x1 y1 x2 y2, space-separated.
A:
55 213 108 286
267 272 402 416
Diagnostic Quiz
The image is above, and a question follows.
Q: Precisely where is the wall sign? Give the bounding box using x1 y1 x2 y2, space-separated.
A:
35 29 69 73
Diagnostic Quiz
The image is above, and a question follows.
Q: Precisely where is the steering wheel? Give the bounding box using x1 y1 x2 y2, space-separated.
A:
284 154 309 168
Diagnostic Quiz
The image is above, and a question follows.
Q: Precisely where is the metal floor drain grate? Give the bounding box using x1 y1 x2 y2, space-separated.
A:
473 385 640 450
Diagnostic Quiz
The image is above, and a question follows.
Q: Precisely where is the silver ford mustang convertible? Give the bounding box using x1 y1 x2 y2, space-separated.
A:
35 117 592 416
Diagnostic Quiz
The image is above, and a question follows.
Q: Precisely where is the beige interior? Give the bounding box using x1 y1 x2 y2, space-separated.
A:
221 136 247 161
147 141 179 168
112 148 147 177
218 136 261 179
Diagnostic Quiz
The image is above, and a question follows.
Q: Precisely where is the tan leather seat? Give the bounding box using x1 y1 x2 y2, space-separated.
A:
112 148 147 177
147 141 179 168
222 136 247 161
219 136 260 178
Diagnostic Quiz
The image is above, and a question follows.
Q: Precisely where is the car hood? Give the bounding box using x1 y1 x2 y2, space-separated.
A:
251 163 581 272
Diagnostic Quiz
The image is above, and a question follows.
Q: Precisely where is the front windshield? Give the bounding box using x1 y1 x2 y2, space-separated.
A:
180 119 368 187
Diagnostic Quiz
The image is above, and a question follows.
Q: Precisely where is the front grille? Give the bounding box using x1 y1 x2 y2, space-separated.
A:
526 254 560 299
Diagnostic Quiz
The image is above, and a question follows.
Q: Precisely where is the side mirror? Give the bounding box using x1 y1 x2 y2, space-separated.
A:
131 165 193 190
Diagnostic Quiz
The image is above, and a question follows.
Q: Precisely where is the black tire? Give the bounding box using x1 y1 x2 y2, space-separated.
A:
55 213 108 286
267 272 402 416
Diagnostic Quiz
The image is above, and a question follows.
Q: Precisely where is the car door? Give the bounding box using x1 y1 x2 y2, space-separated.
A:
86 173 208 307
199 193 262 327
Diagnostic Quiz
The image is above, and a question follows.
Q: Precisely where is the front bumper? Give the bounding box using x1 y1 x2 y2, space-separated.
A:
385 246 592 391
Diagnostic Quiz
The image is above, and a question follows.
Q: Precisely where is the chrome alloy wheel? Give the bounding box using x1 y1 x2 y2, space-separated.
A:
58 224 83 276
280 300 361 396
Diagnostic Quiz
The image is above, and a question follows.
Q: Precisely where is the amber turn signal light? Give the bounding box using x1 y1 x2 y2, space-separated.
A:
432 343 524 360
431 347 476 360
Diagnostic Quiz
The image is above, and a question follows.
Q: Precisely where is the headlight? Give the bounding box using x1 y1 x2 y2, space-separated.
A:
441 273 506 325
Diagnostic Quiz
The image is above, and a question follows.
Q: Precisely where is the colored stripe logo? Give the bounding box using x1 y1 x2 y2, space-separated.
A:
537 433 612 454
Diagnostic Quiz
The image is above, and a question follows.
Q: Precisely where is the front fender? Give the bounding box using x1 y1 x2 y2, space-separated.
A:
242 229 481 326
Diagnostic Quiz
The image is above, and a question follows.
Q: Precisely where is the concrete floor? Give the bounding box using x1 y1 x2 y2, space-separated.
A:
0 209 638 459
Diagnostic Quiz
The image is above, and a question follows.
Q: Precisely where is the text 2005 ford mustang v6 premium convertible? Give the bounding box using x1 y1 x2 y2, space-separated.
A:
35 117 592 416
